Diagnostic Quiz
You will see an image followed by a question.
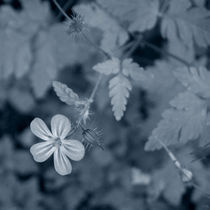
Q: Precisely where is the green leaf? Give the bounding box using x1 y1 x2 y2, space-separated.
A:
93 57 146 79
52 81 85 107
122 58 147 81
161 0 210 48
93 58 120 75
145 92 207 151
109 74 132 121
97 0 159 32
94 58 147 120
174 66 210 99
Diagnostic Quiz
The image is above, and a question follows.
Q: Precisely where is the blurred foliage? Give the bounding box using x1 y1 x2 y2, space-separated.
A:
0 0 210 210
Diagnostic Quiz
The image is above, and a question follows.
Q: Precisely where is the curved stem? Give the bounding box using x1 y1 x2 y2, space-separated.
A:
81 32 111 59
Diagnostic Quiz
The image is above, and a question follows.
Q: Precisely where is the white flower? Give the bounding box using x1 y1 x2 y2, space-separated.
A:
30 114 85 175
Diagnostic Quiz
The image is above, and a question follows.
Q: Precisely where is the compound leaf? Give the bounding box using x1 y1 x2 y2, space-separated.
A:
145 92 207 150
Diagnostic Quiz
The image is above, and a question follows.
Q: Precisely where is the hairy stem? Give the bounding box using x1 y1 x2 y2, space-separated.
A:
74 74 103 129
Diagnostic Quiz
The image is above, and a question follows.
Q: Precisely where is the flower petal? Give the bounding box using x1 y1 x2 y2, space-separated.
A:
53 147 72 175
62 139 85 161
30 141 55 162
51 114 71 139
30 118 53 141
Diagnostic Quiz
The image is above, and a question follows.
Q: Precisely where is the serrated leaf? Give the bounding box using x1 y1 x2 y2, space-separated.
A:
109 74 132 121
94 58 146 121
74 3 128 54
97 0 159 33
93 57 146 80
93 57 120 75
161 0 210 48
145 92 207 151
52 81 85 107
122 58 148 82
174 66 210 99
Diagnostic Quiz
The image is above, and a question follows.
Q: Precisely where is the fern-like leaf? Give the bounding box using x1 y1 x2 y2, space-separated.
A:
94 57 147 120
109 74 132 121
145 92 207 151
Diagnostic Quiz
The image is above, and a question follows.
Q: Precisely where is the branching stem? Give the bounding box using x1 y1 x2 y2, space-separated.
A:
52 0 108 131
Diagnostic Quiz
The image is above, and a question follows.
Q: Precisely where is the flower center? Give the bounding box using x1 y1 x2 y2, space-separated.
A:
53 138 62 147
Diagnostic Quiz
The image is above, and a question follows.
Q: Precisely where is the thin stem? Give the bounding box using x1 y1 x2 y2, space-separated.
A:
158 140 182 171
53 0 111 60
122 35 143 59
76 74 103 128
52 0 71 20
56 0 72 19
81 32 111 59
141 39 191 67
89 74 103 102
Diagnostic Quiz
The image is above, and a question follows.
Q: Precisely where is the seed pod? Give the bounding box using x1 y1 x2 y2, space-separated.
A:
82 128 104 150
